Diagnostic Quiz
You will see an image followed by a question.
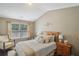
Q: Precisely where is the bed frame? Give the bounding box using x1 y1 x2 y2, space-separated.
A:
45 31 60 42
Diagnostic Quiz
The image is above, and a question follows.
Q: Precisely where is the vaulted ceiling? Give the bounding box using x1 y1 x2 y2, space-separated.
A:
0 3 79 21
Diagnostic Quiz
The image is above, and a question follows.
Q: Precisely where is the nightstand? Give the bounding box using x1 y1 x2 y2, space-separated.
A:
56 42 72 56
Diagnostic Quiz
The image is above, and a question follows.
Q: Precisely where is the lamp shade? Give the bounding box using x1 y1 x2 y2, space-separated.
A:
59 34 64 40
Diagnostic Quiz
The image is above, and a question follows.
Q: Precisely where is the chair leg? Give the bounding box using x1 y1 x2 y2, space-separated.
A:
3 49 6 56
14 40 16 47
3 42 7 56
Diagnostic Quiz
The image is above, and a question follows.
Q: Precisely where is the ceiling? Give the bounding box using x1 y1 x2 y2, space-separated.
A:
0 3 79 21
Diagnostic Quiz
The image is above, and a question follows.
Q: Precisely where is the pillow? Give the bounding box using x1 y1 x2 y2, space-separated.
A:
35 35 44 43
43 35 51 43
43 35 55 43
44 38 50 43
35 32 54 43
37 36 44 43
49 35 55 42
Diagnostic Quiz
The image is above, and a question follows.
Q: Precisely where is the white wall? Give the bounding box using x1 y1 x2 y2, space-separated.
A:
35 6 79 55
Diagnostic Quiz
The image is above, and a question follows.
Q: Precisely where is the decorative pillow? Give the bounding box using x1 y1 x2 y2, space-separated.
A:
44 38 50 43
43 35 55 43
49 35 55 42
37 36 44 43
35 35 44 43
43 35 51 43
35 32 55 43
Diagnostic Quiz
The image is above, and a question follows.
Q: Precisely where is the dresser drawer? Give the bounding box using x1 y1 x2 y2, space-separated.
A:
56 42 72 56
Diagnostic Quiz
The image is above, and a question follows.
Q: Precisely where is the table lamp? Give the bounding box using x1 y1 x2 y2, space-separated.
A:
59 34 64 42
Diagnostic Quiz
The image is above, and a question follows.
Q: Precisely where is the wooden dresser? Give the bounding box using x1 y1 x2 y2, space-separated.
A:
56 42 72 56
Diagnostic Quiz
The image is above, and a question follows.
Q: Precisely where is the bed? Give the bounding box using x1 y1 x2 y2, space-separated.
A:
15 32 60 56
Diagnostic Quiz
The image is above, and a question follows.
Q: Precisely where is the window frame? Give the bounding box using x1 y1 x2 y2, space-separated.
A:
11 23 28 39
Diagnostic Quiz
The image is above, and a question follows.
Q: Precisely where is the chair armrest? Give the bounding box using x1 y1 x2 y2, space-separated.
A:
0 41 6 49
9 39 14 41
9 39 16 46
0 41 6 43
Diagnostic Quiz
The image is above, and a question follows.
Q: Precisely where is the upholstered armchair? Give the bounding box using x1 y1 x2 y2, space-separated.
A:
0 34 15 50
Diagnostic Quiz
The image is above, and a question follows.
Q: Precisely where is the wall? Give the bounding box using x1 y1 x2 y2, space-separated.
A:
35 6 79 55
0 17 35 39
0 20 8 34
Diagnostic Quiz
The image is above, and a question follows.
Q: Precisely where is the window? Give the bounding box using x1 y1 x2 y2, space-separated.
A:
20 24 27 30
20 24 27 38
12 24 19 30
11 24 27 39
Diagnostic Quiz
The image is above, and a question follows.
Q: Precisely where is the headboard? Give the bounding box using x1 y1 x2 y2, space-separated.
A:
45 31 60 42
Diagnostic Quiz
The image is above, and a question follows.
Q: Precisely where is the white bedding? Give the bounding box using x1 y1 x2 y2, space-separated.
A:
15 39 56 56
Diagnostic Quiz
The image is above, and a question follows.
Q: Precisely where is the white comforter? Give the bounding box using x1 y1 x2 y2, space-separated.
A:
15 40 56 56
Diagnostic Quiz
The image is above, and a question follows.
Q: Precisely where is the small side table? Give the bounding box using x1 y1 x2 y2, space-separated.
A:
56 42 72 56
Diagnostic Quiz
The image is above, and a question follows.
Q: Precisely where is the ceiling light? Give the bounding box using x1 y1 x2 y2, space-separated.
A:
28 0 32 6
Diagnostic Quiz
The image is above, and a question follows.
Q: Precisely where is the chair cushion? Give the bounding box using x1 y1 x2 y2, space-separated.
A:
5 42 14 49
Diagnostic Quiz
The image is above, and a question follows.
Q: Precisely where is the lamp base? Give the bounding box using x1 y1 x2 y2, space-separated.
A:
59 39 65 43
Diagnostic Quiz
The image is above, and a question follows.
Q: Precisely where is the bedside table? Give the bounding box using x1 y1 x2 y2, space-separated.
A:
56 42 72 56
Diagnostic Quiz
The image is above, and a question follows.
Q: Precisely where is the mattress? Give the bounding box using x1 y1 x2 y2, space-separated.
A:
15 40 56 56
